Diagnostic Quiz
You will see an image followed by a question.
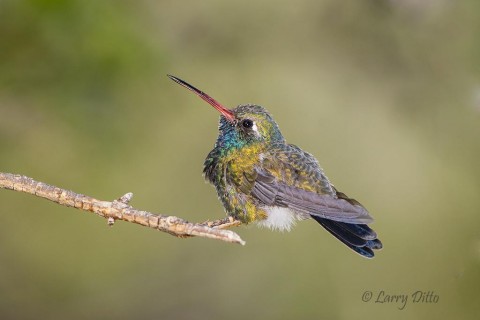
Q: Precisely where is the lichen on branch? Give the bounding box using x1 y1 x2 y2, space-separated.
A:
0 173 245 245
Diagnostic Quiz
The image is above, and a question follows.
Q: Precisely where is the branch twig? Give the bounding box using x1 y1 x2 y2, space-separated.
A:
0 173 245 245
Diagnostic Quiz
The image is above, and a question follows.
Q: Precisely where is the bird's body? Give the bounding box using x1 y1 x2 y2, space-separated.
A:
203 107 334 230
168 76 382 258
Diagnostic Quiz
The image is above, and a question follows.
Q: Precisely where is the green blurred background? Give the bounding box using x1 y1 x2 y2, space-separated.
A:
1 0 479 319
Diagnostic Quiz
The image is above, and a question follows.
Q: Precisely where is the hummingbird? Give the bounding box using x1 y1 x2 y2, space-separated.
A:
168 75 382 258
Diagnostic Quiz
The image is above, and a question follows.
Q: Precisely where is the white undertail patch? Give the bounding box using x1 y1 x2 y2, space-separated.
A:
256 207 298 232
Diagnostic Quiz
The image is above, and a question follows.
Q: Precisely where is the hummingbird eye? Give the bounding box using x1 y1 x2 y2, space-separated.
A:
242 119 254 129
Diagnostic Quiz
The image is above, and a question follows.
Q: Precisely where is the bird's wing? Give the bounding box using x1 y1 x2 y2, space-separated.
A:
250 144 373 224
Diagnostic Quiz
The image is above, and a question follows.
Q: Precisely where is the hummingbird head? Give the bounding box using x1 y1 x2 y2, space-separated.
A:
168 75 285 150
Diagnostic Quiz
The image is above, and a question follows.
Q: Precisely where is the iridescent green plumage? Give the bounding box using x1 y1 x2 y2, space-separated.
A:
168 75 382 258
203 105 283 223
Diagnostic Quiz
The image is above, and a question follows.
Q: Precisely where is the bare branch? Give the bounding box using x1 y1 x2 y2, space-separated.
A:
0 173 245 245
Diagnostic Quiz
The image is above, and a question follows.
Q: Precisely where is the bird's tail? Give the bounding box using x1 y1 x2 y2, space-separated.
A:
311 216 383 258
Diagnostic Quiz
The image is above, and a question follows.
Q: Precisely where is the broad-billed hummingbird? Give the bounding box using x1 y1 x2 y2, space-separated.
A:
168 75 382 258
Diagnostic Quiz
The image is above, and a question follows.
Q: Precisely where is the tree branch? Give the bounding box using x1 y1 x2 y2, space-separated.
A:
0 173 245 245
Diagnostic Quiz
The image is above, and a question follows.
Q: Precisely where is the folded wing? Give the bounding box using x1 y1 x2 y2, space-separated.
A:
251 168 373 224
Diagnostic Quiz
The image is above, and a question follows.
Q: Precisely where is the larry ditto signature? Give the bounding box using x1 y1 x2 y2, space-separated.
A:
361 290 439 310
